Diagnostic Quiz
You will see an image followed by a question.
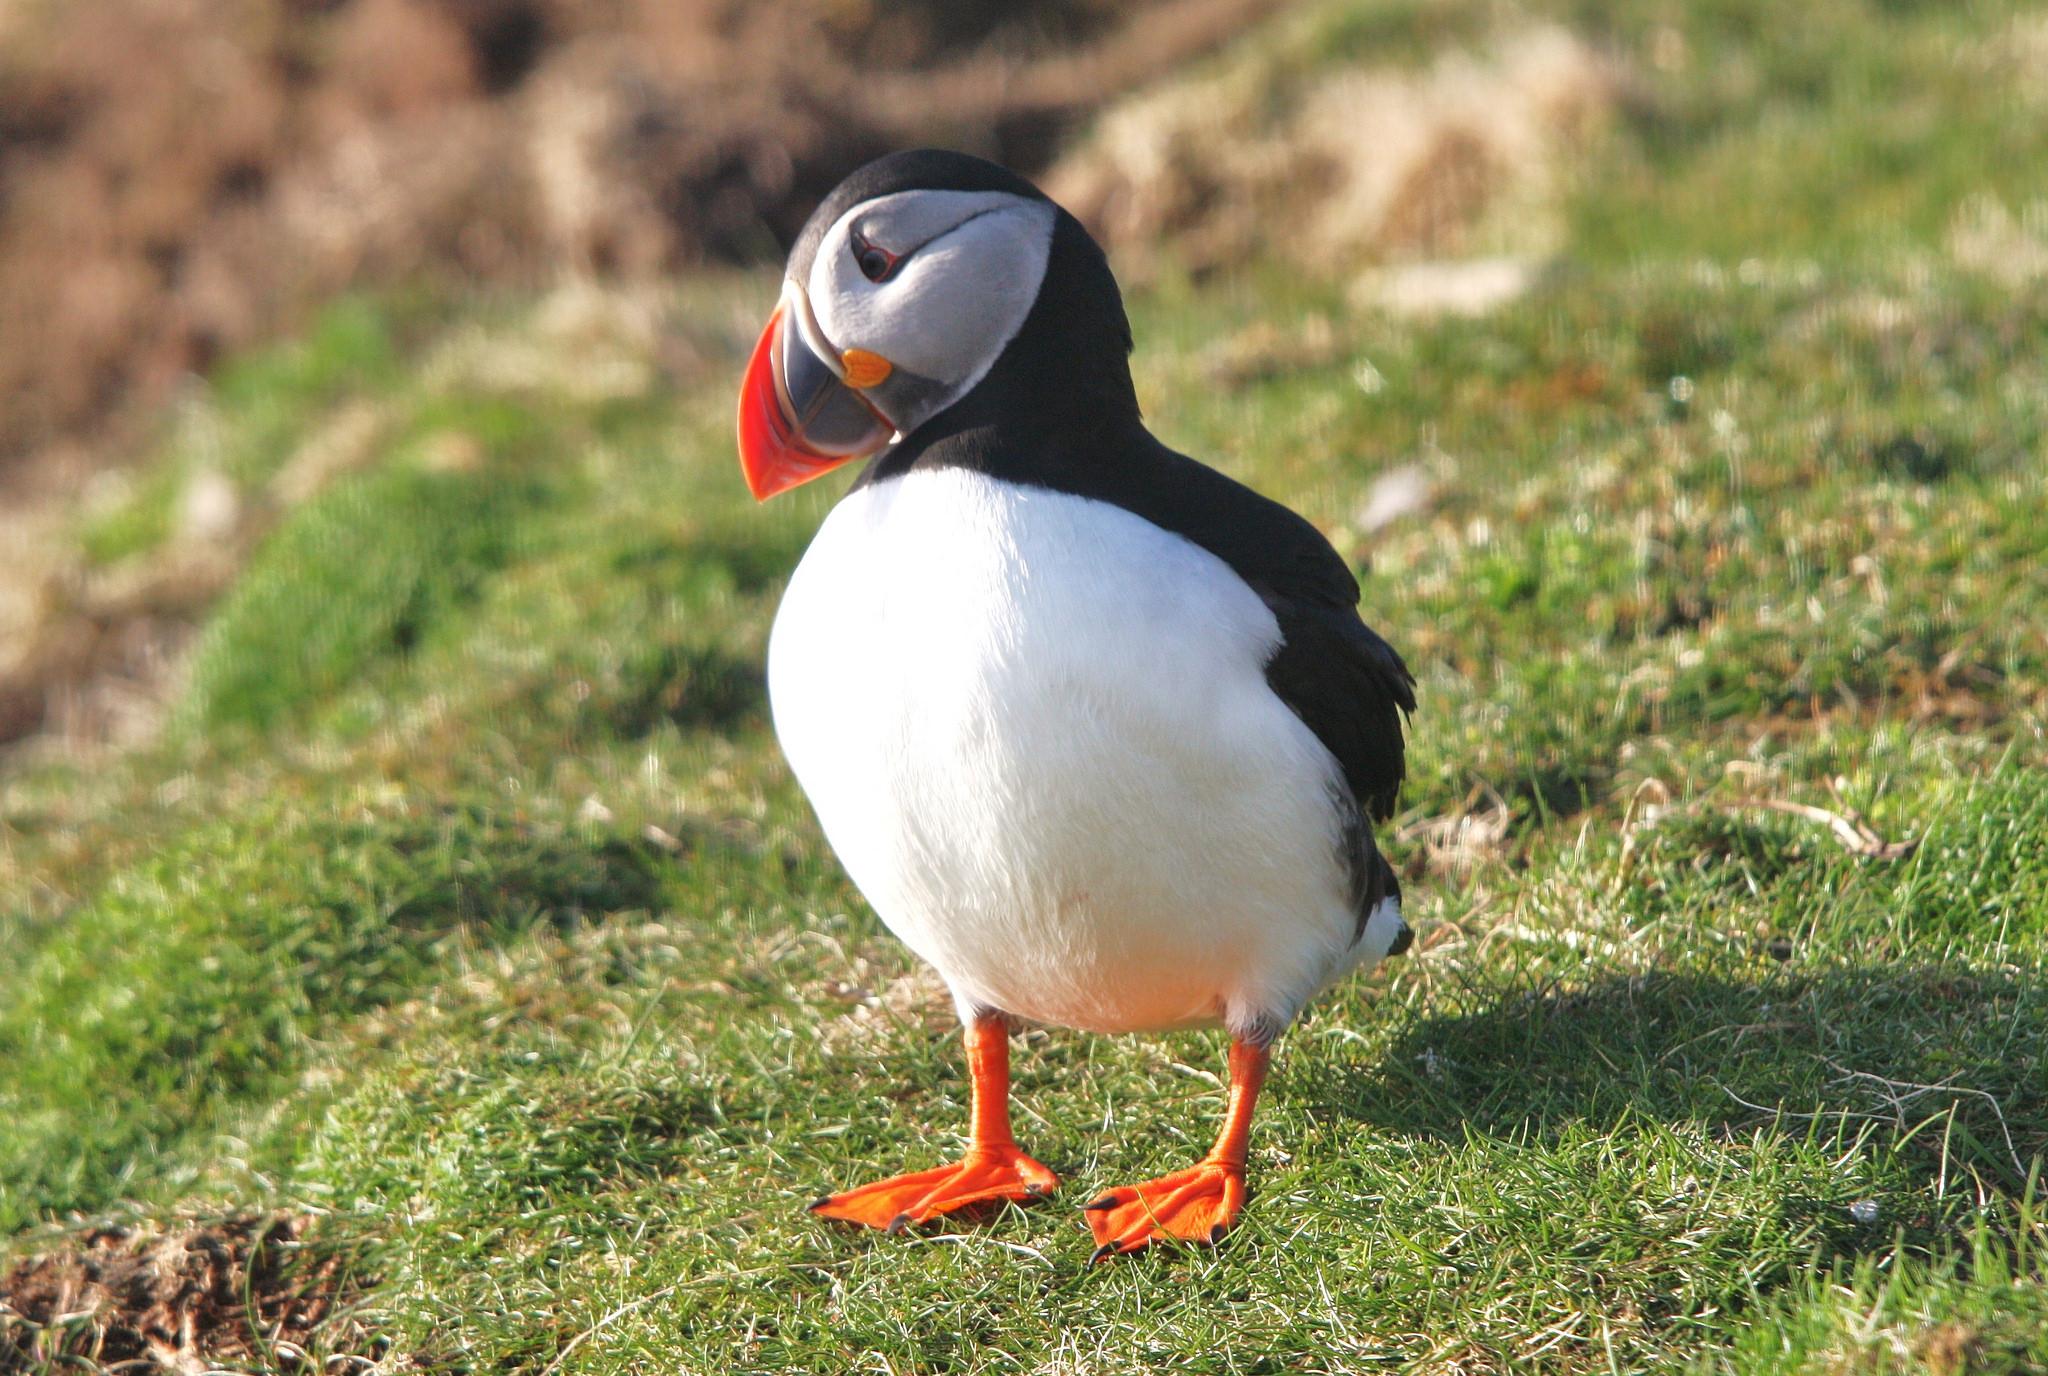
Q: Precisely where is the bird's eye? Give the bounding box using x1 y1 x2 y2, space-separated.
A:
852 234 897 283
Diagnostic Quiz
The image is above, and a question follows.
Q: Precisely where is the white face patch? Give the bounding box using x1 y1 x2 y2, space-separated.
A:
805 189 1056 432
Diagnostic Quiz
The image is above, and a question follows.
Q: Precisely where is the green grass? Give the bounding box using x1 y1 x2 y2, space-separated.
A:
75 295 414 569
5 0 2048 1371
185 464 525 732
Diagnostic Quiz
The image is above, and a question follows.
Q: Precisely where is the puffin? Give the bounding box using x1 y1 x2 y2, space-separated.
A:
738 149 1415 1260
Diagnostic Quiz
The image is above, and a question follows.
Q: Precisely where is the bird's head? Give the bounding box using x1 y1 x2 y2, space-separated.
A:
737 149 1133 501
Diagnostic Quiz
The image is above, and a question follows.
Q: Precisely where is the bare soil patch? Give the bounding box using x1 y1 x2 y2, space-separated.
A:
0 1214 367 1374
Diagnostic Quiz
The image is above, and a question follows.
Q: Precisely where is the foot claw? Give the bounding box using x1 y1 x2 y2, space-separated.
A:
1081 1159 1245 1258
811 1144 1059 1233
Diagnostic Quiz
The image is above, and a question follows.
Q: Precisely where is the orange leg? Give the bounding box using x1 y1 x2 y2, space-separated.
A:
1084 1037 1269 1261
809 1014 1059 1233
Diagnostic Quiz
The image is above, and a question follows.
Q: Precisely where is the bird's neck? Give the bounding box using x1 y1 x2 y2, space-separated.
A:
865 373 1147 494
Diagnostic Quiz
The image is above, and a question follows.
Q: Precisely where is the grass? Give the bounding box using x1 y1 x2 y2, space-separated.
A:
4 0 2048 1371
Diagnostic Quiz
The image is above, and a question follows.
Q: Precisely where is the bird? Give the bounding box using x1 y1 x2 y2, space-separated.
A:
737 149 1415 1260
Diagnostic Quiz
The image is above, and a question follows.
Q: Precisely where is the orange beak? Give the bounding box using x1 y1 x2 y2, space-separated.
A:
737 293 895 501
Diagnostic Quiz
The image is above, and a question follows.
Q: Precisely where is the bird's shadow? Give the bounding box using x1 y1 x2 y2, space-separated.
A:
1289 963 2046 1231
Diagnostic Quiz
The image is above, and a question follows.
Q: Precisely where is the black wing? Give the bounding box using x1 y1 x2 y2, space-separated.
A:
1110 438 1416 816
1093 440 1417 943
1258 596 1414 822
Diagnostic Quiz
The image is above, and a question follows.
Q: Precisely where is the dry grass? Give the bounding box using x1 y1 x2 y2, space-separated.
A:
1947 192 2048 286
1048 23 1616 284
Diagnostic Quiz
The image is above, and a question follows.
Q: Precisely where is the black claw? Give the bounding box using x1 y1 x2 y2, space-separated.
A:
1209 1223 1228 1244
1082 1195 1118 1212
807 1196 835 1213
1089 1243 1118 1264
886 1212 914 1235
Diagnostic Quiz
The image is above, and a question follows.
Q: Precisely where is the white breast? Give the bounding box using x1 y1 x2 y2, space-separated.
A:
768 466 1387 1036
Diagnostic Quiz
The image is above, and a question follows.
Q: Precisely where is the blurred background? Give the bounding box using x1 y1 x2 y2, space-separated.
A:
2 2 2046 1370
0 0 1289 747
4 0 2042 757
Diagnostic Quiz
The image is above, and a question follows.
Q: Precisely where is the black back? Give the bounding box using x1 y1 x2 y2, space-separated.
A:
822 151 1416 933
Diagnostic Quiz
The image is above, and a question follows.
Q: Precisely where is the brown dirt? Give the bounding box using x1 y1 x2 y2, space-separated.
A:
0 1214 369 1374
0 0 1280 485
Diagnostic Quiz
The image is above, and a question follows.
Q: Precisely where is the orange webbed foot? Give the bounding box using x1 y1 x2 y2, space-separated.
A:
1083 1158 1245 1260
809 1144 1059 1233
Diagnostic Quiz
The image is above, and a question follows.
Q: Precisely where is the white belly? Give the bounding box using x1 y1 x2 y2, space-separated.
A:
767 466 1378 1035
